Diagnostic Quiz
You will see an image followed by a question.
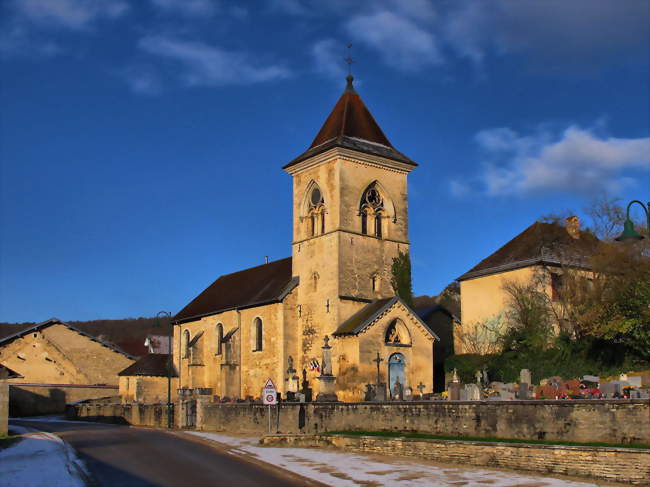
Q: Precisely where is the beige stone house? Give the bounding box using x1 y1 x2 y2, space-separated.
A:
0 318 135 415
171 76 439 402
118 354 178 404
456 217 600 354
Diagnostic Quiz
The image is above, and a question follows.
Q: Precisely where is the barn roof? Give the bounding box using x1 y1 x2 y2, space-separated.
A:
118 354 177 377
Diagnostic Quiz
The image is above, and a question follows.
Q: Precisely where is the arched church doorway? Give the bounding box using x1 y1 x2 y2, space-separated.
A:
388 353 406 400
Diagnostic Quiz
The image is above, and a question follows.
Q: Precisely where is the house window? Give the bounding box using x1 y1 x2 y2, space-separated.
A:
183 330 190 358
551 273 563 302
253 317 263 351
215 323 223 355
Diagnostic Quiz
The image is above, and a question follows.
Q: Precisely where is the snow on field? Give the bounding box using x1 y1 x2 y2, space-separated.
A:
0 425 88 487
190 432 609 487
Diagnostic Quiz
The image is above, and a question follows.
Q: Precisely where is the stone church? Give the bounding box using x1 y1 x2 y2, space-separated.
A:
172 76 439 402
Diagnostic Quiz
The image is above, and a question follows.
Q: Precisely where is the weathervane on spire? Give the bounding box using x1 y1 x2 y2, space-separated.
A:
344 43 354 76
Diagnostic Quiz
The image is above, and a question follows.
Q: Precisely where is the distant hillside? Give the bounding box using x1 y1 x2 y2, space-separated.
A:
0 317 172 357
413 281 461 319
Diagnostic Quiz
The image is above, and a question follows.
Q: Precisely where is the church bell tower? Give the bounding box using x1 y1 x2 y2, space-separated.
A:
283 75 418 346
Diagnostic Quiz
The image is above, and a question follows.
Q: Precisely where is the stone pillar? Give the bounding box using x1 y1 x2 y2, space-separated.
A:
316 336 338 402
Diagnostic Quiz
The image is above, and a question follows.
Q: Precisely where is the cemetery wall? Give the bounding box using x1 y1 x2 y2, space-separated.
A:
0 382 8 435
69 399 650 444
198 400 650 444
261 434 650 485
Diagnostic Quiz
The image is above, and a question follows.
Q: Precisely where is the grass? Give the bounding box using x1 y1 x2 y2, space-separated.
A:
326 430 650 450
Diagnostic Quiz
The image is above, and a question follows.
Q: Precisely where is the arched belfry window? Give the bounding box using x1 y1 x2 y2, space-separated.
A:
215 323 223 355
252 317 263 352
305 183 326 237
360 183 385 238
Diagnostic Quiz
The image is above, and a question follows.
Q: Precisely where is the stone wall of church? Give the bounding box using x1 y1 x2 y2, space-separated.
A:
174 293 303 399
0 381 8 435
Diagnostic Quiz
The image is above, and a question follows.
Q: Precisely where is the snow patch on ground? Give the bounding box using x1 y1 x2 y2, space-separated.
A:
1 425 88 487
189 432 608 487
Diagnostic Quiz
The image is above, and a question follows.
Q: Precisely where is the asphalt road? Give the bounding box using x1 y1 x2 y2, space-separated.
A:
12 420 319 487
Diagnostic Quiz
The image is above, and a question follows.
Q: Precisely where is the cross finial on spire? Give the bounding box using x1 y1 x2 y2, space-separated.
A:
344 43 354 76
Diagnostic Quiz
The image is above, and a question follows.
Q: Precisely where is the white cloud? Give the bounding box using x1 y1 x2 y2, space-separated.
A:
311 39 347 80
443 0 650 69
118 65 164 95
13 0 129 30
345 11 442 71
0 24 63 58
138 36 291 87
149 0 218 17
473 125 650 196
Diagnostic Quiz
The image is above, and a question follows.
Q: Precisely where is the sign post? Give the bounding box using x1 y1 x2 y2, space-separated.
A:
262 378 277 435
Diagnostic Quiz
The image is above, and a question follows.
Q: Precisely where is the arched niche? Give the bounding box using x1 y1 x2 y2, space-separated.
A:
384 318 411 346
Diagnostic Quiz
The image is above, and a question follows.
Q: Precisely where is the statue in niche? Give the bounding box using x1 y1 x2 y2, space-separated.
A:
386 321 401 344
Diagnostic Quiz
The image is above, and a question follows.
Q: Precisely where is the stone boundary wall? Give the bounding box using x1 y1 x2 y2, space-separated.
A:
70 402 177 429
261 434 650 485
9 384 119 416
70 399 650 445
198 400 650 444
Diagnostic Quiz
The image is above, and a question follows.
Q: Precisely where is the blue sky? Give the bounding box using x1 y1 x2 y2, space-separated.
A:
1 0 649 323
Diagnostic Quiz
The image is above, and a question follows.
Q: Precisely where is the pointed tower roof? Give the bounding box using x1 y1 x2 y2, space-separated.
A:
284 76 416 169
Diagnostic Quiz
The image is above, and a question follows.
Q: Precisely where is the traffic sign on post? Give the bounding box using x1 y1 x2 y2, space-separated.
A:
262 378 277 405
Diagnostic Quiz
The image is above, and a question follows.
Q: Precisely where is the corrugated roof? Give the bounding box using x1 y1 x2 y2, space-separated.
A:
118 354 177 377
458 222 601 281
0 318 137 360
174 257 297 323
284 76 416 170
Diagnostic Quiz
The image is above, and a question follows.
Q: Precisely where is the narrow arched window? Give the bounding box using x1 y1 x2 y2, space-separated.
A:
306 183 325 238
372 274 378 292
183 330 190 358
253 317 263 351
310 213 317 236
215 323 223 355
360 183 384 237
321 211 325 234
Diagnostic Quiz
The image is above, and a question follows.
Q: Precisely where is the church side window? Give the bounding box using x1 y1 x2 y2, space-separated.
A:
253 317 263 352
183 330 190 358
215 323 223 355
375 213 382 238
361 210 368 235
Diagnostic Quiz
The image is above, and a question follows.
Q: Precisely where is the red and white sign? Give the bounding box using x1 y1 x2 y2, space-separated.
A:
262 378 277 405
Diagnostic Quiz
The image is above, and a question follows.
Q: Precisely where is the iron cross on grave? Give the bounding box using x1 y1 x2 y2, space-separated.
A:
373 352 383 386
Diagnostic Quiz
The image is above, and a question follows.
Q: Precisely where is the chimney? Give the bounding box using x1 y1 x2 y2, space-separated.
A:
565 216 580 239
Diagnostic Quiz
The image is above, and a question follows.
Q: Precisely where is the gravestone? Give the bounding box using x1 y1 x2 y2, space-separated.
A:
374 383 387 402
520 369 532 386
465 383 481 401
499 390 515 400
627 376 642 388
296 392 306 403
459 388 468 401
518 383 529 400
448 382 460 401
600 382 616 397
490 382 504 392
404 387 413 401
582 375 599 383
